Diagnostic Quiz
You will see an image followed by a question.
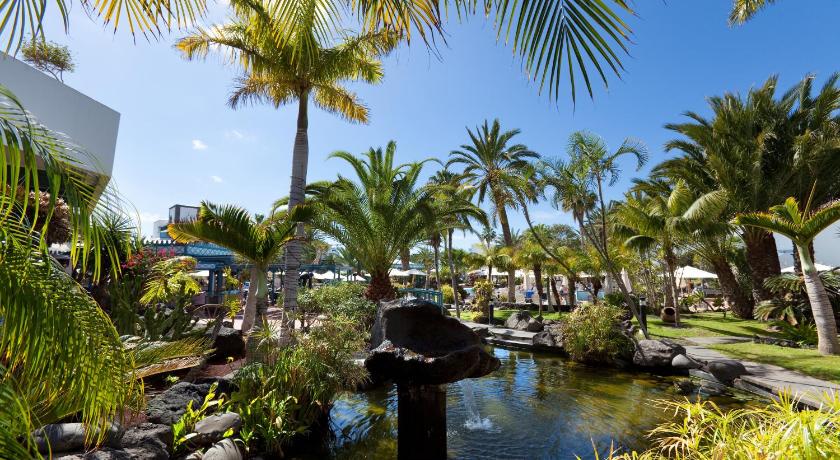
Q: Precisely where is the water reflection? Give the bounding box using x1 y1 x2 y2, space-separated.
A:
325 347 752 459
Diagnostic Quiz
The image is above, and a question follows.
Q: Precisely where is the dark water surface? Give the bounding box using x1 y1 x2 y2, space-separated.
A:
323 347 752 459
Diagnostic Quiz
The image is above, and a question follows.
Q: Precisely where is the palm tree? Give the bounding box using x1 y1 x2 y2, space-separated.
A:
0 85 137 455
515 237 548 317
176 0 399 316
469 236 511 284
735 195 840 355
729 0 778 24
448 119 539 303
167 201 311 332
306 142 450 302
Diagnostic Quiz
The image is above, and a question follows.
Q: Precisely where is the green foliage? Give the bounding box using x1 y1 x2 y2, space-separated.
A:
776 321 818 347
603 292 625 308
471 280 494 316
230 316 368 454
172 382 228 453
138 256 203 340
608 394 840 459
21 38 75 81
297 282 375 330
562 303 633 364
441 284 455 304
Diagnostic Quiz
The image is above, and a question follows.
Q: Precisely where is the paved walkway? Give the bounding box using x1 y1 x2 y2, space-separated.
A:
683 336 840 409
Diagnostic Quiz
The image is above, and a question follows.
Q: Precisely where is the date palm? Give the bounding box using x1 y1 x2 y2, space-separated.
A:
167 201 312 332
514 238 548 317
306 142 447 302
730 0 778 24
448 119 539 303
176 0 399 315
735 195 840 355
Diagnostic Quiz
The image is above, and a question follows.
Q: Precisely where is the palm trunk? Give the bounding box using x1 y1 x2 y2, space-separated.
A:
400 248 410 270
742 228 781 304
241 266 261 332
664 244 680 325
282 93 310 321
367 270 395 302
432 235 441 290
710 256 754 318
799 246 840 355
566 276 576 308
533 264 544 318
446 229 460 318
545 275 553 312
497 205 516 303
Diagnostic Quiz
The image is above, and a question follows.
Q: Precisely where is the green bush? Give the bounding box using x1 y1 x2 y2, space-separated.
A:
603 292 625 308
230 316 368 456
441 284 454 304
603 394 840 459
471 280 495 321
561 303 633 364
297 282 376 329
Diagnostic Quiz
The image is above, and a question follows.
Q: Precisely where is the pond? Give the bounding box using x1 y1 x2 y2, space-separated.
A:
321 346 753 459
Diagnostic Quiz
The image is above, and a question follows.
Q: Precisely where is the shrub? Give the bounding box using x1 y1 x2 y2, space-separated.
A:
297 282 375 329
603 394 840 459
441 284 454 304
230 316 368 455
470 280 495 322
561 303 633 364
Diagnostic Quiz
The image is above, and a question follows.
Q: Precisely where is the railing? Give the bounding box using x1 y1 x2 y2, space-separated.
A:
399 288 443 307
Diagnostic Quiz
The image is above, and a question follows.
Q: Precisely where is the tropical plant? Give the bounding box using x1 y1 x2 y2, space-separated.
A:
448 118 539 302
20 37 75 81
471 279 495 322
730 0 778 24
514 237 548 317
176 0 399 316
137 256 204 340
561 302 633 364
167 201 311 332
171 382 230 454
735 195 840 354
756 271 840 326
0 85 137 455
297 282 375 330
306 142 464 302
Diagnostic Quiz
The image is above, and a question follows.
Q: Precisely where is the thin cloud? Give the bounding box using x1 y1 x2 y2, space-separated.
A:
210 175 223 183
224 129 254 141
192 139 208 150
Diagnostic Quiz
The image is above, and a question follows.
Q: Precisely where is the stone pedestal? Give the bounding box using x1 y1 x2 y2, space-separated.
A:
397 384 447 460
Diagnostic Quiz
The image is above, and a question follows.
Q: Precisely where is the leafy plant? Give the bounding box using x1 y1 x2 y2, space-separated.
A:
297 282 375 331
471 280 495 322
561 303 633 364
138 256 203 340
776 322 818 347
172 382 228 453
20 37 75 81
441 284 455 304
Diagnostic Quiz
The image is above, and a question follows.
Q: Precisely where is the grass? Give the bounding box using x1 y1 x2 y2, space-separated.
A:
458 308 567 323
637 312 780 340
709 342 840 384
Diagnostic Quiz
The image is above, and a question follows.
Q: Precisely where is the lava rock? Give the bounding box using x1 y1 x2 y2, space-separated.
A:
672 378 696 395
145 379 235 425
532 324 564 352
470 326 491 339
206 327 246 359
671 354 703 370
705 359 748 384
192 412 242 447
503 310 544 332
33 423 122 454
633 340 686 368
121 423 172 459
366 299 501 385
202 438 245 460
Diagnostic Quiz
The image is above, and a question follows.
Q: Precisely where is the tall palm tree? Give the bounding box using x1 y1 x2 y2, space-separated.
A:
735 195 840 355
448 119 539 303
167 201 311 332
0 86 137 455
468 238 511 285
729 0 778 24
176 0 399 316
514 237 548 317
306 142 455 302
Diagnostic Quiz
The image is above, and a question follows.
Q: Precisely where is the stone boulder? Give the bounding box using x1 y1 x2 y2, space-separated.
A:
366 299 500 385
120 423 172 460
532 323 564 352
632 340 686 368
671 353 703 370
705 359 748 384
206 326 246 359
33 423 122 454
503 310 544 332
203 438 245 460
145 379 235 425
191 412 242 447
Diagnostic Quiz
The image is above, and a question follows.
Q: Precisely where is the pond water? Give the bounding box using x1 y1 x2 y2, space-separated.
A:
322 346 753 459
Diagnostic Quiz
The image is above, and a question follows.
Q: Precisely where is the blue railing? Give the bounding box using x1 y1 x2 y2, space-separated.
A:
399 288 443 307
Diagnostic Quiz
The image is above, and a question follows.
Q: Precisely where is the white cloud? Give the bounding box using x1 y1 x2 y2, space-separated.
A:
224 129 254 141
192 139 208 150
210 175 223 183
137 212 162 238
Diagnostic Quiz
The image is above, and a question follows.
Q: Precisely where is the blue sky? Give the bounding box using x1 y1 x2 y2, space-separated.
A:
32 0 840 263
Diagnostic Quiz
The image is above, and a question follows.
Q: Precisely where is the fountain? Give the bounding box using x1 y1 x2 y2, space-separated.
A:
365 299 500 460
460 380 493 431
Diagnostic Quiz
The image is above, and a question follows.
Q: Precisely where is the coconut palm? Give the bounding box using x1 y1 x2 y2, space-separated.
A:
0 85 138 455
176 0 399 315
306 142 452 302
448 119 539 303
469 238 511 284
729 0 778 24
735 195 840 355
167 201 312 332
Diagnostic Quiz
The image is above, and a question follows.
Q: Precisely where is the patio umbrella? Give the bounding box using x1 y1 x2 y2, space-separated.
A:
781 263 834 273
673 266 718 279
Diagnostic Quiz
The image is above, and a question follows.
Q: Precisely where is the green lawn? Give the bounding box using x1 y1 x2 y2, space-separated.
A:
458 309 567 323
709 342 840 383
636 312 780 340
